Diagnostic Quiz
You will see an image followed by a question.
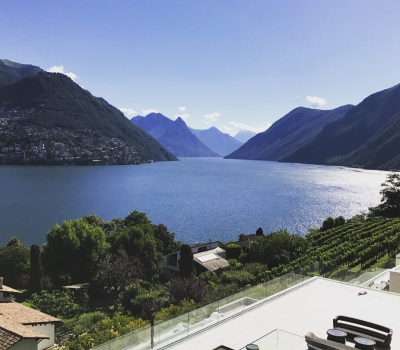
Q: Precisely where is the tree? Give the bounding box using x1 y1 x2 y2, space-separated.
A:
42 219 110 285
321 216 335 231
370 173 400 217
238 233 246 241
256 227 264 236
153 224 181 255
248 229 307 268
320 216 346 231
178 244 195 277
29 289 78 317
119 282 169 318
124 210 151 227
92 255 144 300
0 237 30 287
28 244 43 294
168 277 208 304
109 225 163 281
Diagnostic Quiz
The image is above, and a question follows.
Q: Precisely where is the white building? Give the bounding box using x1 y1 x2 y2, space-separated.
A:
162 241 227 277
0 278 61 350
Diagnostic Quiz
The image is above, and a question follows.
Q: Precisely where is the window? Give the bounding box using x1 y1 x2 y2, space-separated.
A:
167 253 178 267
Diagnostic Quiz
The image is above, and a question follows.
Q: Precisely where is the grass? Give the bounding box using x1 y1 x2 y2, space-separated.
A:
369 254 395 269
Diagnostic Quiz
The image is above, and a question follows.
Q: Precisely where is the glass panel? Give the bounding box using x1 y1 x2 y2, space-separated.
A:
239 329 305 350
152 312 190 346
188 300 220 334
92 263 316 350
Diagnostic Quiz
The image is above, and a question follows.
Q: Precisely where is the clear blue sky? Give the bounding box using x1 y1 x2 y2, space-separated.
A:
2 1 400 135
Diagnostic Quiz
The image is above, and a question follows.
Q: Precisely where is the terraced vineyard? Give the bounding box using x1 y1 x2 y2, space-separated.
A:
273 218 400 275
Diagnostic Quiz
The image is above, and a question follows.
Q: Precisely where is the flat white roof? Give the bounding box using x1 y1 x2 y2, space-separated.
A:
197 254 218 263
163 277 400 350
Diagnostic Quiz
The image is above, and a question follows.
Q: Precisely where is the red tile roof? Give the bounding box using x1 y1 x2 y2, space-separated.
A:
0 301 61 325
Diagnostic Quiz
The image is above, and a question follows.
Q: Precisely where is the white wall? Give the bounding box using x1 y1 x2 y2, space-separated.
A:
10 339 38 350
191 242 219 253
29 323 56 350
389 270 400 294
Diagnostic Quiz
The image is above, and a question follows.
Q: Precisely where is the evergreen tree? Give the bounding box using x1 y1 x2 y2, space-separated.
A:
29 244 43 293
256 227 264 236
178 244 195 277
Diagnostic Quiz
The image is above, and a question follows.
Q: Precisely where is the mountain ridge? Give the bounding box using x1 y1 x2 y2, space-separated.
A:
0 70 177 164
189 126 243 156
0 59 43 87
225 105 353 161
282 83 400 170
131 113 219 157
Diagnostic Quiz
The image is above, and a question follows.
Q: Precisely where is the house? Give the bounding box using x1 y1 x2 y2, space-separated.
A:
193 247 229 275
233 233 261 251
0 278 61 350
162 240 228 277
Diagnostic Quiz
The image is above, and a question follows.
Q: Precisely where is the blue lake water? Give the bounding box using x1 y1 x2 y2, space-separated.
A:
0 158 389 246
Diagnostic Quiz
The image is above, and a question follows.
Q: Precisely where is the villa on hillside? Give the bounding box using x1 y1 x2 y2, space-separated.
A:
0 277 61 350
162 240 229 276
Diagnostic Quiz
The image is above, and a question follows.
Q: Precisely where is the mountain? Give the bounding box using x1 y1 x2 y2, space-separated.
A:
234 130 256 143
0 59 42 87
131 113 219 157
189 127 243 156
225 105 353 161
0 71 177 163
131 113 172 139
282 83 400 170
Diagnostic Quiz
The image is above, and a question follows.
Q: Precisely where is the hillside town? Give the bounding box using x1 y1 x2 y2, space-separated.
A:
0 106 150 165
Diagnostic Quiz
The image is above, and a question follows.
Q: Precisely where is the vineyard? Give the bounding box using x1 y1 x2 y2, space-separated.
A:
271 218 400 276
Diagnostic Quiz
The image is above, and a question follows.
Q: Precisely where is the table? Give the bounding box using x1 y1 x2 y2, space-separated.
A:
245 345 259 350
326 329 347 344
354 336 376 350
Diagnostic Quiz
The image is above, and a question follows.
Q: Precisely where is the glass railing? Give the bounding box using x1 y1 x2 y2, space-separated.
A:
239 329 305 350
91 259 400 350
92 269 312 350
319 259 396 285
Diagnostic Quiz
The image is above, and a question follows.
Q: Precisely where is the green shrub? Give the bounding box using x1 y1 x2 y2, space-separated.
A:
220 270 255 287
73 312 108 336
29 289 78 317
198 270 220 284
225 243 242 260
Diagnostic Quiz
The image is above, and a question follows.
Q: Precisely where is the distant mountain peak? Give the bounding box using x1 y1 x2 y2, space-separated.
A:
190 126 243 156
0 59 43 87
234 130 257 143
175 116 186 125
131 113 219 157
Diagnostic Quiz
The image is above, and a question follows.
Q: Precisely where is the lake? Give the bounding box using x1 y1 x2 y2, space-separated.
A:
0 158 389 246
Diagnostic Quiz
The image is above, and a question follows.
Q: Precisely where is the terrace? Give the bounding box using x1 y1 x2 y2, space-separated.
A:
93 260 400 350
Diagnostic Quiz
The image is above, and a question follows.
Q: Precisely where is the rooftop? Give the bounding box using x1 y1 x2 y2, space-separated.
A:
0 317 49 339
0 285 21 294
194 247 229 271
92 262 400 350
165 278 400 350
0 301 61 325
0 317 50 350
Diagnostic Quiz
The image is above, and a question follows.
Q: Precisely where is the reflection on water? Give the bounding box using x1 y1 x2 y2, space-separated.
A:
0 158 389 245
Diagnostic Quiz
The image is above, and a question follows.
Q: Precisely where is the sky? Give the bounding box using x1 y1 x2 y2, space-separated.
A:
2 1 400 136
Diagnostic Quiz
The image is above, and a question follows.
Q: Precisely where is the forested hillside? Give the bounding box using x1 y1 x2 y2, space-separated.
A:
0 59 42 87
283 83 400 170
225 105 352 161
0 71 177 163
